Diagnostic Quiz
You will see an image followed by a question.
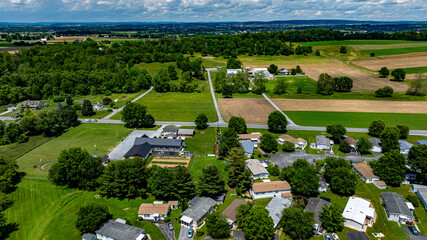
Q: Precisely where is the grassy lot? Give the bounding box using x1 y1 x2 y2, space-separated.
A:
191 156 228 182
254 197 272 208
16 123 131 178
135 62 178 76
267 91 427 101
77 110 111 119
400 66 427 74
267 76 317 95
0 135 51 159
130 83 217 122
297 40 421 46
285 111 427 130
4 178 166 240
362 46 427 56
185 127 216 155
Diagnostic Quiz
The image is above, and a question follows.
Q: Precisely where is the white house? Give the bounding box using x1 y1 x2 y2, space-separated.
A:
180 197 217 228
238 133 262 144
95 219 146 240
381 192 414 223
252 68 273 78
227 69 242 76
352 163 380 184
93 104 104 110
245 159 269 179
315 135 332 150
250 181 291 199
342 196 376 232
368 138 382 153
138 203 170 221
278 135 307 148
399 140 413 155
417 189 427 210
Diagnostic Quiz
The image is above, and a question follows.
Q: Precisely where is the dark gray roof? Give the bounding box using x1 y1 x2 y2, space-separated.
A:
266 198 292 227
163 127 179 134
95 220 144 240
418 140 427 145
211 192 226 202
346 232 369 240
233 230 246 240
124 142 152 158
382 192 413 217
182 197 217 222
304 198 331 224
134 137 184 148
82 233 96 240
417 189 427 202
316 135 330 146
399 140 413 150
368 138 382 147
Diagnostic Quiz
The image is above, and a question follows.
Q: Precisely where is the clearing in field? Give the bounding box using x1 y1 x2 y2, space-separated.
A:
298 61 408 92
273 99 427 114
218 98 275 124
353 55 427 71
148 157 190 169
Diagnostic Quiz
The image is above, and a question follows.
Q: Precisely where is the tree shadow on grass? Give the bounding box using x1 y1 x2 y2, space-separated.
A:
1 222 19 239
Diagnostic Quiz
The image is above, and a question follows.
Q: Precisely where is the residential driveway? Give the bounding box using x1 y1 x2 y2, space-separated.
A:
270 152 379 169
401 227 427 240
178 227 193 240
158 223 175 240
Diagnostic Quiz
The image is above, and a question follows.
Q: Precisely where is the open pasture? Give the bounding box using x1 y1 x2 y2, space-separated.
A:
298 61 408 92
353 55 427 71
362 46 427 56
218 98 275 124
273 99 427 114
285 111 427 129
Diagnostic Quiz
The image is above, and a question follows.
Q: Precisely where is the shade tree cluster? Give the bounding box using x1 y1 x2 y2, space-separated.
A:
316 73 353 95
368 120 409 152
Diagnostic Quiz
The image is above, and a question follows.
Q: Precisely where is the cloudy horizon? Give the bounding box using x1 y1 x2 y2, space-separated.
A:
0 0 426 23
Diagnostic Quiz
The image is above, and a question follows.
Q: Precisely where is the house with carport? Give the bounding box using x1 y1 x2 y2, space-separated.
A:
250 180 291 199
245 159 269 179
266 197 292 229
381 192 414 223
138 202 170 222
180 197 217 228
352 163 380 184
304 197 330 235
342 196 376 231
222 199 247 228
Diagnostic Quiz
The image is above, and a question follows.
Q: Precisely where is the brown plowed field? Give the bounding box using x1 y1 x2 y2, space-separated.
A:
273 99 427 113
298 62 408 92
379 52 427 59
218 98 275 124
353 56 427 71
406 73 426 79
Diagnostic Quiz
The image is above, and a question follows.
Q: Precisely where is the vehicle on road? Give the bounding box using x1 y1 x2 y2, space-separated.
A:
188 228 193 238
324 233 332 240
332 233 339 240
168 223 174 231
409 226 419 235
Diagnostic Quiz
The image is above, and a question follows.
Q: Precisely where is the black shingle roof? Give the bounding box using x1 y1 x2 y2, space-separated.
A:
382 192 413 217
95 220 144 240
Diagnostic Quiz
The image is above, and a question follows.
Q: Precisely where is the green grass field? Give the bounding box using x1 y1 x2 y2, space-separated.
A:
285 111 427 129
191 157 228 182
0 135 51 159
16 123 131 177
362 46 427 56
4 178 166 240
131 84 218 122
400 66 427 74
267 76 318 95
185 127 216 155
297 40 420 46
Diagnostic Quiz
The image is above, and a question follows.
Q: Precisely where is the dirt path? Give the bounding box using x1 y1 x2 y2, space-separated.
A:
272 99 427 114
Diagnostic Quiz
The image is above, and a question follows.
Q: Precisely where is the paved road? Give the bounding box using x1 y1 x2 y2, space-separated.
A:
262 92 296 126
0 107 13 116
158 223 176 240
103 86 154 120
401 227 427 240
206 69 226 124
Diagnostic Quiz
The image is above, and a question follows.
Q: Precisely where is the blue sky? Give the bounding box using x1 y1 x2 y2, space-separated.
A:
0 0 426 23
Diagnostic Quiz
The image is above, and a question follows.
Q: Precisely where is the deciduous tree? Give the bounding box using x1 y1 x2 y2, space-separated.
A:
75 203 112 234
260 133 278 153
326 124 346 142
206 212 230 239
320 203 344 232
195 113 208 129
280 206 315 240
408 145 427 184
228 116 247 134
368 120 385 137
357 137 373 154
267 111 287 133
379 67 390 78
373 150 406 186
391 68 406 81
243 207 275 240
380 127 400 153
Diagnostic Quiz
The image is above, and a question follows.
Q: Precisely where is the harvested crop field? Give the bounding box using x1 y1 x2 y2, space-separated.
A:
353 56 427 71
298 61 408 92
379 52 427 59
148 157 190 169
272 99 427 114
218 98 275 124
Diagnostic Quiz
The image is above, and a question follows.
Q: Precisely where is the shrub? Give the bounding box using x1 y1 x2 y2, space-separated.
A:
282 141 295 152
104 90 112 96
339 141 351 153
406 195 419 207
102 97 112 105
297 87 302 94
164 216 170 222
16 133 29 143
73 102 81 111
375 86 393 97
53 96 65 102
339 46 347 54
370 52 375 57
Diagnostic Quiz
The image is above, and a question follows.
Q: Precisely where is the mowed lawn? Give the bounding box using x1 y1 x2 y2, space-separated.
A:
4 179 166 240
17 123 132 178
133 88 218 122
285 111 427 129
185 127 216 155
400 66 427 74
191 157 228 182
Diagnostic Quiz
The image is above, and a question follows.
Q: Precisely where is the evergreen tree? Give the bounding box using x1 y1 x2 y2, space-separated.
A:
199 165 225 197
